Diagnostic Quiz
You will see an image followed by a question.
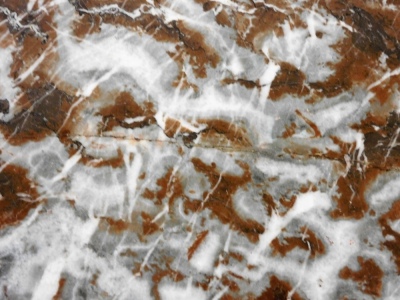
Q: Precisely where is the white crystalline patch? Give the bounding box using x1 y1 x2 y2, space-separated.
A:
69 171 125 215
159 283 207 300
51 150 82 183
228 53 245 75
259 62 281 86
155 84 274 147
124 116 147 124
54 11 173 101
266 192 329 244
31 258 65 300
233 188 264 222
289 190 331 216
233 189 254 219
255 158 322 184
389 219 400 234
189 232 220 273
124 145 143 213
263 12 344 83
0 205 100 298
190 147 245 176
311 101 360 134
0 47 20 115
248 191 331 268
334 129 362 144
369 175 400 207
302 220 361 300
74 217 100 246
98 270 153 300
379 53 388 68
27 0 37 11
259 62 281 102
262 23 308 69
253 115 275 146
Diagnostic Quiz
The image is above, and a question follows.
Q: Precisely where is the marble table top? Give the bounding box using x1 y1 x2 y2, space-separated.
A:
0 0 400 299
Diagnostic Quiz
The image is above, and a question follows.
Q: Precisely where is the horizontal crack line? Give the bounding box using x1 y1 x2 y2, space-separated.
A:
2 133 400 172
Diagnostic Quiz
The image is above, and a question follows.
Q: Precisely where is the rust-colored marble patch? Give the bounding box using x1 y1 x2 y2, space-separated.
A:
97 91 156 132
271 226 325 258
188 230 209 260
151 263 185 300
262 193 277 217
72 14 102 39
52 278 66 300
3 0 59 90
281 122 298 139
99 217 131 234
141 212 160 236
309 1 400 99
295 109 321 138
163 118 193 139
221 78 260 90
191 158 265 242
379 200 400 274
234 7 287 52
257 275 303 300
71 3 220 80
339 256 384 297
319 0 400 64
172 21 220 79
270 63 310 101
198 119 252 148
0 164 41 228
328 112 400 219
0 85 74 146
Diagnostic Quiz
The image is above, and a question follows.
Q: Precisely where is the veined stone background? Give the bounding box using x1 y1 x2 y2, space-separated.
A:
0 0 400 299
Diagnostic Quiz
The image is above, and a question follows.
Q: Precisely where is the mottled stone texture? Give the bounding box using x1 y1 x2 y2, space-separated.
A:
0 0 399 299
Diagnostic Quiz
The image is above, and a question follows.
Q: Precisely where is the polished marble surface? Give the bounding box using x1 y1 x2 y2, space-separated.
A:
0 0 400 299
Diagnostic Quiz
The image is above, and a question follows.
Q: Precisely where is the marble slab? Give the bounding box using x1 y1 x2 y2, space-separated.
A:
0 0 400 299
